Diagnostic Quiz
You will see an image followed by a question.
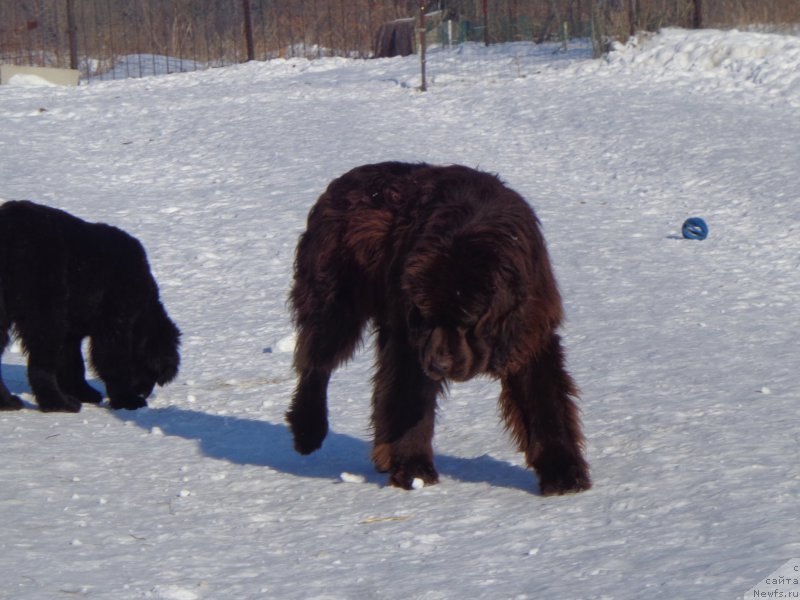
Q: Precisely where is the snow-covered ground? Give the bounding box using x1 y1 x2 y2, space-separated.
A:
1 28 798 600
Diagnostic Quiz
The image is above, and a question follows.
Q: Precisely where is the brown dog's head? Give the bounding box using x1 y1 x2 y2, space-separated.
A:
402 233 519 382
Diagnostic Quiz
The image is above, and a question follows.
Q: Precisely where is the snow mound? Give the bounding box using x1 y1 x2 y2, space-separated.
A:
340 472 366 484
605 28 800 104
7 73 58 87
148 585 200 600
273 332 296 353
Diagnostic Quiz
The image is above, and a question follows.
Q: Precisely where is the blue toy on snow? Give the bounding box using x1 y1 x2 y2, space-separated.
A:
682 217 708 240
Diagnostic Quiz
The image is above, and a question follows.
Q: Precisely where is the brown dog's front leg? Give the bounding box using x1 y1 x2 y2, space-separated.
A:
371 330 442 489
500 334 591 496
286 369 331 455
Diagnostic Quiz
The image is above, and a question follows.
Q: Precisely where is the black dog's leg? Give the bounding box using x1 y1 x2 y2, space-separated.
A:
91 327 147 410
371 327 443 489
500 334 591 496
13 305 80 412
0 326 23 411
57 336 103 404
26 347 81 413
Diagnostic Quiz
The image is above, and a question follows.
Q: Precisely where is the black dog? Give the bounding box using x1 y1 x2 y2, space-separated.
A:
0 200 181 412
287 163 590 495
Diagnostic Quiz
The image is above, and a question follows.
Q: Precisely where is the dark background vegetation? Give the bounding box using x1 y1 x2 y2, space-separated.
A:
1 1 798 80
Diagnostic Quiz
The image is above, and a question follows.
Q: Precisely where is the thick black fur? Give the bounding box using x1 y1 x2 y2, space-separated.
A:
287 163 590 495
0 200 181 413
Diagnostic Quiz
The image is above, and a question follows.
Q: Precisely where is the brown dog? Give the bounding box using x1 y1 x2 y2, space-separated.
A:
287 163 590 495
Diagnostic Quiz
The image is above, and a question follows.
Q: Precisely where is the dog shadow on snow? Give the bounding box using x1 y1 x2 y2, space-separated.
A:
112 405 539 494
2 365 536 493
3 363 106 408
2 364 33 396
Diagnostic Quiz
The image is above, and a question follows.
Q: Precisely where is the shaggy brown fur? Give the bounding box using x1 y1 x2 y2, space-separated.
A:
287 162 590 495
0 200 180 413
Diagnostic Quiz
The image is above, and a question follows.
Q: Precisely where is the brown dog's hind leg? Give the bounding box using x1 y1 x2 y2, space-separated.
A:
500 334 591 496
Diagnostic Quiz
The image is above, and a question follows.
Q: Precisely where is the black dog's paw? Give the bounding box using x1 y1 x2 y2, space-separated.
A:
0 394 24 411
58 381 103 404
76 386 103 404
286 408 328 455
109 394 148 411
388 457 440 490
38 394 82 413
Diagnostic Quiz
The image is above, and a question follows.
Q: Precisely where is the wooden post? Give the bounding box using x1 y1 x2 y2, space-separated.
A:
483 0 489 45
419 1 427 91
243 0 255 61
588 0 602 58
693 0 702 29
627 0 637 36
66 0 78 70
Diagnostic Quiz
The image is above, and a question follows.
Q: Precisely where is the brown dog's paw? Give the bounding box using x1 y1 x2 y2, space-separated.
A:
371 443 392 473
290 427 326 455
537 462 592 496
286 408 328 455
388 458 439 490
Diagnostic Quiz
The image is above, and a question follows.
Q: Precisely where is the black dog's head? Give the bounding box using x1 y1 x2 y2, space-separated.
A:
131 299 181 398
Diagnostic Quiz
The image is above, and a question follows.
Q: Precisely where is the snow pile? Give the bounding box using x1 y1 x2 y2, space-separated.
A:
7 73 59 87
604 27 800 104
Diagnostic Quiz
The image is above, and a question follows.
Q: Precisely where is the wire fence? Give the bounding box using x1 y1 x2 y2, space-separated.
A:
1 1 798 83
